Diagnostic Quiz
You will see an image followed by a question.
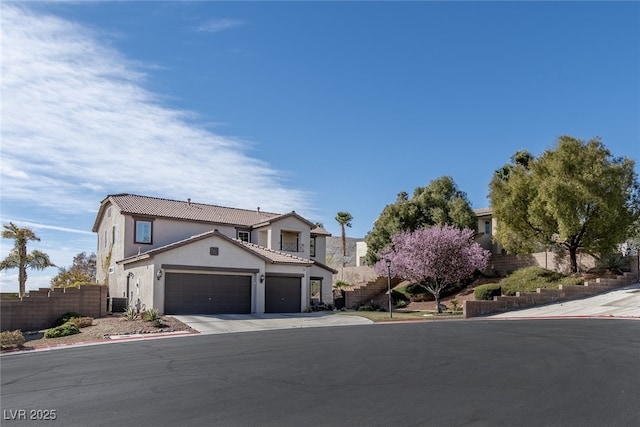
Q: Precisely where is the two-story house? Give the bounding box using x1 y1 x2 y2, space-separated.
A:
92 194 336 315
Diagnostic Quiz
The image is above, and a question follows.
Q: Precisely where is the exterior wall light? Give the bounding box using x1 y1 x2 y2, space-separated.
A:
260 274 265 283
156 269 163 280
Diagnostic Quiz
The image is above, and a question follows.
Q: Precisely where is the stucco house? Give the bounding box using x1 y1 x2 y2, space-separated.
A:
474 207 503 255
92 194 336 315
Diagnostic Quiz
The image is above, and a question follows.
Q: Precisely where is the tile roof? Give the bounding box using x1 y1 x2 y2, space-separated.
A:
118 229 313 266
93 194 330 235
236 241 312 265
111 193 278 224
474 207 493 216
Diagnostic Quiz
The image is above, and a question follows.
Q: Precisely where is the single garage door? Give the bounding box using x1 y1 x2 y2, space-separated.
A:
165 273 251 314
265 276 301 313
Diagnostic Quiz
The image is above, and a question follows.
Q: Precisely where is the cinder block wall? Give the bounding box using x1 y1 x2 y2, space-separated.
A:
464 271 638 318
1 285 109 332
488 252 598 276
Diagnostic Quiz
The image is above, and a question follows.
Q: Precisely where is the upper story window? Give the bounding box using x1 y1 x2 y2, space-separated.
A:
237 230 250 243
310 236 316 257
135 219 153 244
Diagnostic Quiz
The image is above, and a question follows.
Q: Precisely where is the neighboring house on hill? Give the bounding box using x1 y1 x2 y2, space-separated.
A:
92 194 336 315
325 237 366 269
474 207 503 255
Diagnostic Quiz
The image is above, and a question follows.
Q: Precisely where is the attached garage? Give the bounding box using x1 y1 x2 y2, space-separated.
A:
165 272 251 314
265 275 302 313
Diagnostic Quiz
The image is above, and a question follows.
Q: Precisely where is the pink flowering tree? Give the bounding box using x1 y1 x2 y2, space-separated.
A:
375 225 490 313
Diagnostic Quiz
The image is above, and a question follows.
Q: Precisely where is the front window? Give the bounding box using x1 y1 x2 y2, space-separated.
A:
310 237 316 257
135 220 152 244
311 279 322 302
237 230 250 242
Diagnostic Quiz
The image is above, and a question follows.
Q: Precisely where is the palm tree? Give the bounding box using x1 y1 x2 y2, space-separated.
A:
1 222 55 297
335 212 353 267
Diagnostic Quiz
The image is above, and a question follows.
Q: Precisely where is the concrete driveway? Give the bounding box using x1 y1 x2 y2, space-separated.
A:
175 283 640 333
490 282 640 319
173 312 373 334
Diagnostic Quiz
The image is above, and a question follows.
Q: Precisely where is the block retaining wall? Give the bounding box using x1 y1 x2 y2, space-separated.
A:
464 271 638 318
1 285 109 332
344 276 402 309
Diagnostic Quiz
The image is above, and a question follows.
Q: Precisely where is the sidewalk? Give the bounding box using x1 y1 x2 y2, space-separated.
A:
489 283 640 319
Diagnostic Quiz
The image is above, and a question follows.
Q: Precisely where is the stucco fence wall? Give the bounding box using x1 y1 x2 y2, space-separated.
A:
0 285 109 332
487 251 602 276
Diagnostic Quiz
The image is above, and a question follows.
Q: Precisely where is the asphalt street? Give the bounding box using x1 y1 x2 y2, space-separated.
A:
2 319 639 427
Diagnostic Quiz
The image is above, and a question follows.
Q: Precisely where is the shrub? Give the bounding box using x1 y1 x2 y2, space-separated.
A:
597 253 628 274
395 299 408 308
142 308 160 322
152 319 165 328
1 330 25 349
122 307 139 321
474 284 502 300
55 311 83 326
68 317 94 328
44 322 80 338
500 267 576 295
391 289 409 303
357 305 376 311
333 280 351 289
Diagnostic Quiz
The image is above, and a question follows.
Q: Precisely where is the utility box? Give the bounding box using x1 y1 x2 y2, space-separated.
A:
108 297 128 313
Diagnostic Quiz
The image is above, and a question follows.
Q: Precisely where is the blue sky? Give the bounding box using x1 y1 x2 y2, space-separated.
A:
1 1 639 292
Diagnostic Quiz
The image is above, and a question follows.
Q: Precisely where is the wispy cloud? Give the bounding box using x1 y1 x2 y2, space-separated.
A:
196 18 245 33
4 221 94 236
0 5 309 219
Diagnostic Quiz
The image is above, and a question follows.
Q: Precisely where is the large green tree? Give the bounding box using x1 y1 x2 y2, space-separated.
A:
1 222 56 296
489 136 640 273
51 252 97 288
365 176 477 264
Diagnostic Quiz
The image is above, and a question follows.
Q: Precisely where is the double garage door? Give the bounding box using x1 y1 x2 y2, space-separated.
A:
165 273 251 315
164 273 302 314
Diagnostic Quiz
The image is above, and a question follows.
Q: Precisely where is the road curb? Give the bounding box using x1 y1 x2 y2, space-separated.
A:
1 330 199 355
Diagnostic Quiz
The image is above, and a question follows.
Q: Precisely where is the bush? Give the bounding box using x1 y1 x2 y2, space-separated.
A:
357 305 376 311
142 308 160 322
55 311 83 327
597 253 628 274
474 284 502 301
68 317 94 328
499 267 581 295
1 330 25 349
44 322 80 338
122 307 139 321
395 300 408 308
391 289 409 303
333 280 351 289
